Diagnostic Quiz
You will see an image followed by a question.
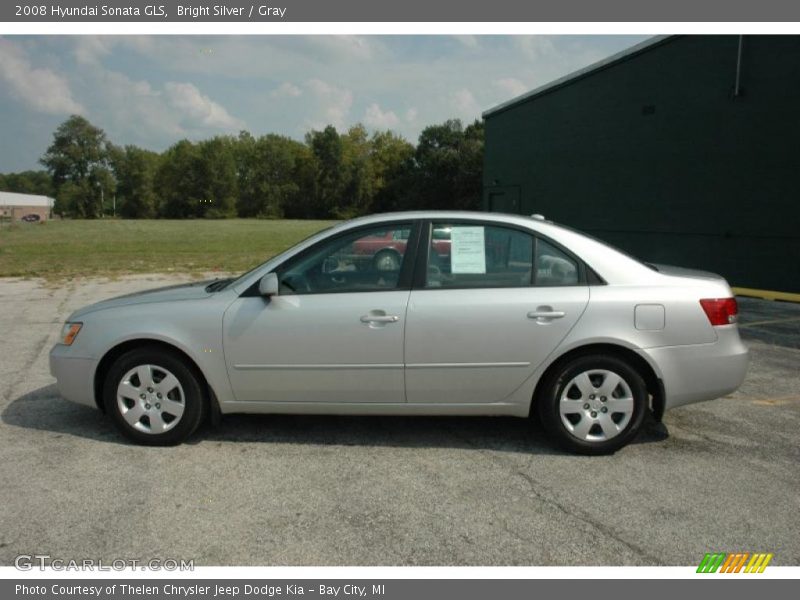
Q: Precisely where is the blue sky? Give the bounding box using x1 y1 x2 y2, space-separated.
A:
0 35 648 172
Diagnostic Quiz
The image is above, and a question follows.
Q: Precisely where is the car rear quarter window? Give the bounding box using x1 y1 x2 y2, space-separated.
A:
535 238 580 286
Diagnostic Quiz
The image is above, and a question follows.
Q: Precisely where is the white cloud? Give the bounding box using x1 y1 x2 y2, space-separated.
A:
92 70 184 141
306 36 375 61
493 77 529 98
454 35 480 49
72 36 157 65
0 40 84 115
65 68 239 148
363 103 399 129
163 82 244 130
452 88 481 120
514 36 557 61
73 37 113 65
305 78 353 129
271 82 302 98
405 108 418 123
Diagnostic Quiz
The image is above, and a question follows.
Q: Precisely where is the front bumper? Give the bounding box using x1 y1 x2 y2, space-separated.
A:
49 345 98 408
641 327 749 411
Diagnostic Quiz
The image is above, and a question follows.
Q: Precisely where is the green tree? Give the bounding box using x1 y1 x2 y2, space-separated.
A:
40 115 110 218
303 124 413 219
306 125 346 218
400 118 485 211
0 170 54 197
155 137 237 218
233 130 258 215
196 136 238 218
33 112 484 220
284 144 318 219
235 132 306 218
370 131 415 213
109 145 160 218
456 119 485 210
155 140 201 218
89 165 116 217
54 180 91 217
338 125 376 219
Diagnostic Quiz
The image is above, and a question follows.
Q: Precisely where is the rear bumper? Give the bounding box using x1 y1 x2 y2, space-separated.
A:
641 327 749 411
49 345 98 408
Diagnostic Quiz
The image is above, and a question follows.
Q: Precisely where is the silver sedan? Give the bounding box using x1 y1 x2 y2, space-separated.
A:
50 211 749 454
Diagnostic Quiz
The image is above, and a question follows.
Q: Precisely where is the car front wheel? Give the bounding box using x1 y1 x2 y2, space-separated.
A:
103 346 205 446
537 354 648 455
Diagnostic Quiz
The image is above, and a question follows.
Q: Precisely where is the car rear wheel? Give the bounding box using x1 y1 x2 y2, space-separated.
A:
103 346 205 446
537 354 647 455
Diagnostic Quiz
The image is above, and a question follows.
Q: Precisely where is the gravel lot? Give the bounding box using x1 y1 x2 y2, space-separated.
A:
1 275 798 566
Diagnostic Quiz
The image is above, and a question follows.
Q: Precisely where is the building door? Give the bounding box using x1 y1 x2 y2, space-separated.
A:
486 186 521 214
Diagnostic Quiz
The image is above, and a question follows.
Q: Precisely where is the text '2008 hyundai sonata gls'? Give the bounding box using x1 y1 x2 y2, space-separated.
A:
50 211 749 454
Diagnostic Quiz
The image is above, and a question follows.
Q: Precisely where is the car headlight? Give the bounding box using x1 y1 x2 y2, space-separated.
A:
60 322 83 346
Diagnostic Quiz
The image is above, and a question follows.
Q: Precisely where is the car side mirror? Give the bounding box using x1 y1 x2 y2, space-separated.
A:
258 272 280 297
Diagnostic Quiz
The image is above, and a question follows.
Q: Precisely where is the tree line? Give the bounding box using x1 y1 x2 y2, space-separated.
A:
0 115 484 219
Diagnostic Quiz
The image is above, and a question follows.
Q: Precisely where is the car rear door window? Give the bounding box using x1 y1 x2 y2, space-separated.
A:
425 223 534 288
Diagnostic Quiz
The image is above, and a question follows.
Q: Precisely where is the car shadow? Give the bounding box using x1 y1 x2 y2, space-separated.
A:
1 384 122 444
2 385 670 453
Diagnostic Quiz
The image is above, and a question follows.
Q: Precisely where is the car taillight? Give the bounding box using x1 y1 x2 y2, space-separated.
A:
700 298 738 326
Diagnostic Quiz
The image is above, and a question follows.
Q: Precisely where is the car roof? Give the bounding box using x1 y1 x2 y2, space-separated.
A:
336 210 563 234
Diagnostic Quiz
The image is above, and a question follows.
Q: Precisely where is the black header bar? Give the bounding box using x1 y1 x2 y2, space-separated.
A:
4 0 800 22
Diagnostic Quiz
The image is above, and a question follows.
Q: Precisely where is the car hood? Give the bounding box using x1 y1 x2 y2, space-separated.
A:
68 279 218 319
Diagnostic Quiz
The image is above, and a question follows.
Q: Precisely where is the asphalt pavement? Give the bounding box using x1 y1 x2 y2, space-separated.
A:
0 275 798 566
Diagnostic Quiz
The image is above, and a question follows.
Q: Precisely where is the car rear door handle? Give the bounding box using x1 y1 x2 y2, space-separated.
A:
527 310 566 320
360 315 400 323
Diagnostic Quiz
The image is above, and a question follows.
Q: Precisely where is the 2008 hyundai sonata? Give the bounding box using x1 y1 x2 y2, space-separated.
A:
50 211 749 454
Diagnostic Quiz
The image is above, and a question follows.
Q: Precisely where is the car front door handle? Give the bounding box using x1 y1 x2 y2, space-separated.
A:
527 310 566 320
360 314 400 323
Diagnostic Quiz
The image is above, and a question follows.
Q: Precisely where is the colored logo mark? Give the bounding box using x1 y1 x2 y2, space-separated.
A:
697 552 773 573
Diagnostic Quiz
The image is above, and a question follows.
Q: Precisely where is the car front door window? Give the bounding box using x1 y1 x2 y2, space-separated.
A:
279 223 413 294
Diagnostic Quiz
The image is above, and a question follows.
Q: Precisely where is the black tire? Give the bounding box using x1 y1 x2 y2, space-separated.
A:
536 354 648 455
103 345 206 446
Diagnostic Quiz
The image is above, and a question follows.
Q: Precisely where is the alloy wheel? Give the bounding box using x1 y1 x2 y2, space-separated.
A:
116 364 186 434
558 369 635 442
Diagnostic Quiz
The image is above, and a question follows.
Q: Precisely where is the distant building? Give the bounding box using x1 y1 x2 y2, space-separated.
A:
482 35 800 295
0 191 54 221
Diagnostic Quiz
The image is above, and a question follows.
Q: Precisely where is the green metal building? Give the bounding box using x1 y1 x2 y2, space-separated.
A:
482 35 800 296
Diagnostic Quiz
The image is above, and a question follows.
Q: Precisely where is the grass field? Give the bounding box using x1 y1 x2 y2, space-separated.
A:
0 219 336 279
